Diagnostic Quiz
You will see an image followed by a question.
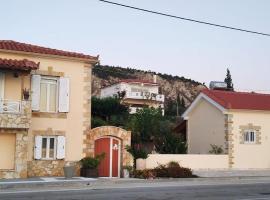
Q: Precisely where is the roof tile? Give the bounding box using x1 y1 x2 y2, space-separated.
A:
0 57 39 71
202 89 270 111
0 40 98 60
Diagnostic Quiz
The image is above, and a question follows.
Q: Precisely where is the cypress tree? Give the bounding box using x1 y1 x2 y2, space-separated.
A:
224 68 234 91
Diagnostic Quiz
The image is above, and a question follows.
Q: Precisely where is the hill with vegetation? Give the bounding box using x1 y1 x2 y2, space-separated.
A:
92 65 206 116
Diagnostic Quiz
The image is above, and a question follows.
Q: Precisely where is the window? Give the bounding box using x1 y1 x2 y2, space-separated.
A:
41 136 56 159
244 130 256 144
40 77 58 112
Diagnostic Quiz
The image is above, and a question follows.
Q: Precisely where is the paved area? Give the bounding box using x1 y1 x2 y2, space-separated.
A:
193 169 270 177
1 182 270 200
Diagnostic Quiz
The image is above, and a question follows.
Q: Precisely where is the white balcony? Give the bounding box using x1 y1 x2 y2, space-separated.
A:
125 92 165 102
0 99 31 129
0 99 21 113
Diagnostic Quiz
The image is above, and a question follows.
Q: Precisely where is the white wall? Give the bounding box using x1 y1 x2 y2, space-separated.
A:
100 82 159 98
146 154 229 169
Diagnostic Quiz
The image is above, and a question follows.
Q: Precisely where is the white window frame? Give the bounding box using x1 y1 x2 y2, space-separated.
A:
41 136 57 160
40 76 59 113
244 130 256 144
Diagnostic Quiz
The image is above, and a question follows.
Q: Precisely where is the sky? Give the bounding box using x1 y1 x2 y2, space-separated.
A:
1 0 270 92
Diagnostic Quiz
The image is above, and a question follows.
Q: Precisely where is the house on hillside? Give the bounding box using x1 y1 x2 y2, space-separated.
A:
0 40 99 178
100 76 165 115
180 89 270 169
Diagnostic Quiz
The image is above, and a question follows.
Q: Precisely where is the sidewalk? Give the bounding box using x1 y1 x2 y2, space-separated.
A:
193 169 270 177
2 175 270 192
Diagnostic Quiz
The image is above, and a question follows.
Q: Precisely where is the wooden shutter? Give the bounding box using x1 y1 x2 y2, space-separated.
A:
34 136 42 160
56 136 66 159
58 77 70 112
31 75 41 111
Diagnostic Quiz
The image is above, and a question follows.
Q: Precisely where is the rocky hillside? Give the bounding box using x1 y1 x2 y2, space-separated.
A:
92 65 206 107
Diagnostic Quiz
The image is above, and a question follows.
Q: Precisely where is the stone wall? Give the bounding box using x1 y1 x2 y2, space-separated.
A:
0 130 28 179
0 101 31 129
27 161 81 177
85 126 133 167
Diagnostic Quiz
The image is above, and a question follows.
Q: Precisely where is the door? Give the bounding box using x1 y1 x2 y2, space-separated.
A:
95 137 120 177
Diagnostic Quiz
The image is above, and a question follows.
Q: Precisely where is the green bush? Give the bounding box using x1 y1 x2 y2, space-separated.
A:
126 145 148 159
80 153 105 169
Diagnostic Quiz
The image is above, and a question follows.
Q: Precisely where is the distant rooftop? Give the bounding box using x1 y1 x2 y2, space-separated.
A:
202 89 270 111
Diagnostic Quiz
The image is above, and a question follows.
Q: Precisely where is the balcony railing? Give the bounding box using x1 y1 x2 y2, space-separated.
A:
125 92 165 102
0 99 21 113
0 99 31 129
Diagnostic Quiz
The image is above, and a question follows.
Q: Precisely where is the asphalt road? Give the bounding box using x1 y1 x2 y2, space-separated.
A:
1 183 270 200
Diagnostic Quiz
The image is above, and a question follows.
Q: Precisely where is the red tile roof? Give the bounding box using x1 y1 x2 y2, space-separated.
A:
202 89 270 111
0 58 39 71
0 40 98 60
120 79 158 85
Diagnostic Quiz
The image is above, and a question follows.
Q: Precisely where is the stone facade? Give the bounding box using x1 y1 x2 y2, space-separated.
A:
225 114 234 168
0 101 31 129
27 161 81 177
0 130 28 179
85 126 133 167
82 64 92 157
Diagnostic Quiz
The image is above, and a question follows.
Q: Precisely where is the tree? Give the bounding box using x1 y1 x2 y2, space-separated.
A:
224 68 234 91
91 96 129 128
126 107 162 144
126 107 187 154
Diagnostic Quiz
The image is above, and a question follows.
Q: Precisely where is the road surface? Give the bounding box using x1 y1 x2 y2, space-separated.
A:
1 182 270 200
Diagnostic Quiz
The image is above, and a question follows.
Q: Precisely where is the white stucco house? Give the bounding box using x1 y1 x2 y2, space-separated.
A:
100 76 165 114
181 89 270 169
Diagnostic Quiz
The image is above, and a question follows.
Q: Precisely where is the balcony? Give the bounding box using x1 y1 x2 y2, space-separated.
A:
0 100 31 129
125 92 165 102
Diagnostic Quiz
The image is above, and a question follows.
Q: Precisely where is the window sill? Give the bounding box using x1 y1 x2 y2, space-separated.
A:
32 112 67 119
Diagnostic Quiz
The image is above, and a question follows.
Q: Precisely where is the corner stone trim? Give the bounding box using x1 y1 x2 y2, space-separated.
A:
239 123 262 144
225 114 234 168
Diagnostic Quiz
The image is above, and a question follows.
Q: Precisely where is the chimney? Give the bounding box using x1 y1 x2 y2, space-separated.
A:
153 74 157 83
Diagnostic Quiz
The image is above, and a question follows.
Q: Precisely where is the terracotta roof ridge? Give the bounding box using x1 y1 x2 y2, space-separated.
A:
0 40 99 60
210 89 270 97
202 89 231 108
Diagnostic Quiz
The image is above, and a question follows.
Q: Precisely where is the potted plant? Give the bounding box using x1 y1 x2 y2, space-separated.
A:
122 165 133 178
126 145 148 170
22 88 30 100
80 153 105 177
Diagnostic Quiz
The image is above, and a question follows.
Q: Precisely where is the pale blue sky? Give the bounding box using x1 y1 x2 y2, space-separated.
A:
1 0 270 92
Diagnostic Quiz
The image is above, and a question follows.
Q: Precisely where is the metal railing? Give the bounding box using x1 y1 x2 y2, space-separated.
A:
0 99 21 113
125 92 165 102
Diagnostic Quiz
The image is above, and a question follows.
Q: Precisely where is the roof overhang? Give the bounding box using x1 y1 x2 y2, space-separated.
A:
0 49 99 65
181 93 226 119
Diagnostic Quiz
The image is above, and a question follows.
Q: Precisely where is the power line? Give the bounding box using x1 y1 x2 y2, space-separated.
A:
99 0 270 37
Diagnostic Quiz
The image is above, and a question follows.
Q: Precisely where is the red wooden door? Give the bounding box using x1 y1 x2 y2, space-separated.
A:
94 137 120 177
112 138 119 177
95 138 110 177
